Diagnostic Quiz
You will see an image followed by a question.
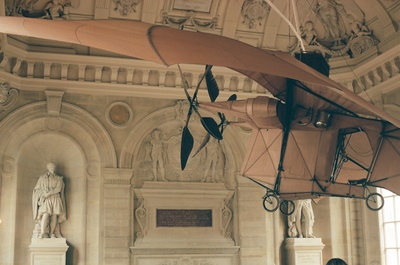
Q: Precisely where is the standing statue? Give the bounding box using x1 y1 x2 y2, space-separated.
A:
288 199 315 238
32 163 67 239
149 129 167 181
315 0 347 43
201 138 220 183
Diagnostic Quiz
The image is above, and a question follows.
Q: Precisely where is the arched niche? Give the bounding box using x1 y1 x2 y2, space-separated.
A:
0 101 116 265
120 101 247 189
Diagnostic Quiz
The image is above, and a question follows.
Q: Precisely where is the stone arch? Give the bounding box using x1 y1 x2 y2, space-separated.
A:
120 102 246 187
383 103 400 120
0 101 116 264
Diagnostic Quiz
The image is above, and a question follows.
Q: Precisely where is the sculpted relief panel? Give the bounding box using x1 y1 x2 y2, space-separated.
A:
289 0 379 57
134 101 226 184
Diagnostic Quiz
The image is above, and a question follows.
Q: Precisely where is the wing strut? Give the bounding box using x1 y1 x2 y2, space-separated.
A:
274 79 295 193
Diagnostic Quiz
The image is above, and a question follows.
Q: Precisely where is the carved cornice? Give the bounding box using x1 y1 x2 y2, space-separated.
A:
130 246 240 255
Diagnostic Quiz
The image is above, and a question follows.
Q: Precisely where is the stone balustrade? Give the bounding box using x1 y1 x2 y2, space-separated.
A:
0 41 262 100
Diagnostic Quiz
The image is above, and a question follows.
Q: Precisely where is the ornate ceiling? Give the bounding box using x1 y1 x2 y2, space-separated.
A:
4 0 399 57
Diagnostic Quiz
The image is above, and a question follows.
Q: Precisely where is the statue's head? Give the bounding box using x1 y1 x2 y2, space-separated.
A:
151 129 162 139
47 163 56 173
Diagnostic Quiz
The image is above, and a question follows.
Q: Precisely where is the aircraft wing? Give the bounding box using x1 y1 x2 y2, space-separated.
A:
0 17 399 128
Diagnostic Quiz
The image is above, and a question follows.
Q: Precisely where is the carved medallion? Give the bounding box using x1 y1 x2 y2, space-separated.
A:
107 102 132 127
86 161 100 180
2 157 15 175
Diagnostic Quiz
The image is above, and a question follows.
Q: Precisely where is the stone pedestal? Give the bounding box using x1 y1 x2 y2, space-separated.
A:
29 238 69 265
284 238 325 265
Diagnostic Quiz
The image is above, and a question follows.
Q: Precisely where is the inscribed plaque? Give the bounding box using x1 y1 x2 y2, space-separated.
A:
296 252 322 265
156 209 212 227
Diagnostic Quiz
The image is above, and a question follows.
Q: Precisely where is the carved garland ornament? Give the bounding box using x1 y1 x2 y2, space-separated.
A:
113 0 141 16
161 10 218 30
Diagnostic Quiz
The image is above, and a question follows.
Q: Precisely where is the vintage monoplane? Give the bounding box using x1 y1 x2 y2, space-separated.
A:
0 17 399 214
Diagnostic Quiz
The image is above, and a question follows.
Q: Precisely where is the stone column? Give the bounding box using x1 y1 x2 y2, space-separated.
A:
103 168 133 265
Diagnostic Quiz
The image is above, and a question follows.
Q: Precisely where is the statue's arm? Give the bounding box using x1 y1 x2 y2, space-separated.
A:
45 176 63 196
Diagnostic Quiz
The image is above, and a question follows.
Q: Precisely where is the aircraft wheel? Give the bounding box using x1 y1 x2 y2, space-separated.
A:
262 194 279 212
279 200 295 216
366 193 384 211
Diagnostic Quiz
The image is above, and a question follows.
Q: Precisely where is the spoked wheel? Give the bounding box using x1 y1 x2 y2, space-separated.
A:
262 193 279 212
366 192 384 211
279 200 295 216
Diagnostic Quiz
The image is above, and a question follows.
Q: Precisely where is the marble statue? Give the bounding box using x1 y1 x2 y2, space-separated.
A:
288 199 315 238
201 138 220 183
32 162 67 239
149 129 167 181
